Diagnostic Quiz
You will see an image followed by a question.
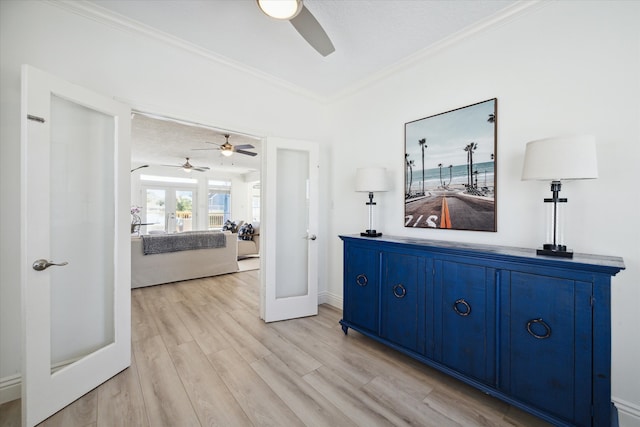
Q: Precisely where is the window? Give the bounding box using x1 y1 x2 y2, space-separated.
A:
251 182 261 222
208 180 231 229
141 175 197 233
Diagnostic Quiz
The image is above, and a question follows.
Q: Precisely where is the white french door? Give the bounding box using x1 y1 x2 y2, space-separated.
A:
261 137 319 322
20 65 131 426
143 186 196 233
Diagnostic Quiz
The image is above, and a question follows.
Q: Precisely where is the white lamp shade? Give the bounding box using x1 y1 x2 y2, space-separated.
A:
521 135 598 181
356 167 389 192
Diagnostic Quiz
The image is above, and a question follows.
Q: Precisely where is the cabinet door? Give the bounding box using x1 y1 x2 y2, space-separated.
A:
501 271 592 426
434 260 495 385
380 252 423 353
343 244 379 333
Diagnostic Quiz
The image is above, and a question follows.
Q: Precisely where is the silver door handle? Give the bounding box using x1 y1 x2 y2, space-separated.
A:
302 234 317 240
32 259 69 271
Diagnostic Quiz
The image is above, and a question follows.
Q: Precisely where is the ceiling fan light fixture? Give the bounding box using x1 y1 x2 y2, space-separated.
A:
257 0 302 20
221 147 233 157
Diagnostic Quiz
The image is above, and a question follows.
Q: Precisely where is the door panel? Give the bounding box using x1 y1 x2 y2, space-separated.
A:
175 189 194 232
435 260 495 385
504 271 592 426
145 188 166 233
49 94 115 369
262 137 319 322
343 244 379 333
276 149 309 299
21 65 130 427
380 252 421 352
143 187 195 233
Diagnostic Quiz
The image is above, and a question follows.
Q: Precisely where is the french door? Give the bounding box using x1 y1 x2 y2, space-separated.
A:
143 186 196 233
262 137 319 322
20 65 130 426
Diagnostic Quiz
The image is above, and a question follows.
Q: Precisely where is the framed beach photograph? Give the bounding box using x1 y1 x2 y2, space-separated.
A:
404 98 497 232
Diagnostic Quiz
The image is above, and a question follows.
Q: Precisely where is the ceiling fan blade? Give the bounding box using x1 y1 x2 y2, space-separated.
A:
160 164 182 168
130 165 149 172
193 167 210 172
191 148 218 151
204 141 222 147
290 5 335 57
236 149 258 157
233 144 255 150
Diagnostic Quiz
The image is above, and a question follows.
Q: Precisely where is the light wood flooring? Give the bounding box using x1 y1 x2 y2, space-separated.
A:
0 270 552 427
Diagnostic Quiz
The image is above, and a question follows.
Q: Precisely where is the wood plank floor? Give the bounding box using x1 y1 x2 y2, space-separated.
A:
0 270 552 427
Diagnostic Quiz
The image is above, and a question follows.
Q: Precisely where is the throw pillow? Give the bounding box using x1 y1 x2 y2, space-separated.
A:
222 220 238 233
238 223 254 240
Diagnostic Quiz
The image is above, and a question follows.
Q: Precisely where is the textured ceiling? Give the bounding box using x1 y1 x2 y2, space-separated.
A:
86 0 526 174
131 113 261 175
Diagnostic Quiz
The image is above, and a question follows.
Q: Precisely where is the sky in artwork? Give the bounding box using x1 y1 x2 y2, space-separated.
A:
405 99 496 169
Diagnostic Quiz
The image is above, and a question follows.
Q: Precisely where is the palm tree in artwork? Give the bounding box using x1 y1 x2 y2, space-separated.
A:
438 163 443 188
464 142 478 190
448 165 453 187
469 142 477 189
487 113 495 123
405 153 415 198
464 144 471 188
418 138 427 196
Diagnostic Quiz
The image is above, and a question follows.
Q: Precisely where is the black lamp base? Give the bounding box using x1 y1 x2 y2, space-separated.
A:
361 230 382 237
536 244 573 258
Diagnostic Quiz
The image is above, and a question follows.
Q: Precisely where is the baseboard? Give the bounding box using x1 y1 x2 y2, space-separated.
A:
0 374 21 405
613 397 640 427
318 291 342 310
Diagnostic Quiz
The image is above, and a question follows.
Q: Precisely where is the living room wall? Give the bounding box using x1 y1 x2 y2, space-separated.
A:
326 2 640 424
0 0 329 402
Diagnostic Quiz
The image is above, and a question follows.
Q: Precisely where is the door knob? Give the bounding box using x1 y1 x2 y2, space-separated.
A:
32 259 69 271
307 234 317 240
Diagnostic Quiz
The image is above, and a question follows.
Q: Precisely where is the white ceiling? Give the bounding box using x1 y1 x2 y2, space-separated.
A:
90 0 521 97
89 0 527 174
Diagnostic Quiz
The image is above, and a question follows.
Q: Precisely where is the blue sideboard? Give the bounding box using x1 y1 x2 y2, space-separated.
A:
339 234 625 427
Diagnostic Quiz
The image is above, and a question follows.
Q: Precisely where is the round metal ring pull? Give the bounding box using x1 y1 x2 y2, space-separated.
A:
356 274 368 287
453 298 471 316
526 318 552 339
392 284 406 298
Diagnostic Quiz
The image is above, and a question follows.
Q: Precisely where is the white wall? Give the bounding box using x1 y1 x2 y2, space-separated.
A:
2 0 639 424
0 0 328 402
327 2 640 424
229 176 247 223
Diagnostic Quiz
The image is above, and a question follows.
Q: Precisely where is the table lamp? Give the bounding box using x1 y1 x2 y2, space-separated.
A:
356 167 389 237
521 135 598 258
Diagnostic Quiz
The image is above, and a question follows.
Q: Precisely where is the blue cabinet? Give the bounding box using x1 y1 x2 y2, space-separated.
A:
433 259 496 385
380 251 424 353
339 235 625 427
500 271 593 426
343 242 379 334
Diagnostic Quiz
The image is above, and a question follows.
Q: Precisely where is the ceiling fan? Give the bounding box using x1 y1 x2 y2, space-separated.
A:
193 134 257 157
161 157 210 173
257 0 335 57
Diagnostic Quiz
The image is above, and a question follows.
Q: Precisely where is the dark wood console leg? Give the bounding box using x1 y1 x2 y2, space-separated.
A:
339 321 348 335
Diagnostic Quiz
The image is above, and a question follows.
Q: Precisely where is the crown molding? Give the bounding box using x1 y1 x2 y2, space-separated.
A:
48 0 325 102
48 0 547 106
327 0 548 103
